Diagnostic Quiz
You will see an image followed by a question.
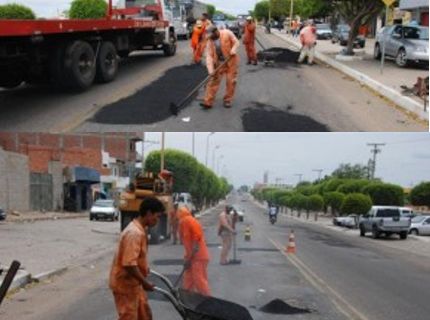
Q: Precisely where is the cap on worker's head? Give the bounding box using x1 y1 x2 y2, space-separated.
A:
206 25 218 36
246 16 252 21
177 206 192 220
196 19 203 28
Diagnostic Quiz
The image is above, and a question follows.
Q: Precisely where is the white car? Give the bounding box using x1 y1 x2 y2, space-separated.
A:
409 215 430 236
333 214 358 228
176 193 197 215
90 200 119 221
232 206 245 222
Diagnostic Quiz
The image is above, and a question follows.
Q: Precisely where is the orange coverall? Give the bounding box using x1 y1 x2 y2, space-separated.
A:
243 21 257 63
204 29 240 107
191 25 205 63
178 207 211 296
109 220 152 320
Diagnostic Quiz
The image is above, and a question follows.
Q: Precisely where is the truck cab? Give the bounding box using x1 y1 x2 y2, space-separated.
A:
359 206 411 240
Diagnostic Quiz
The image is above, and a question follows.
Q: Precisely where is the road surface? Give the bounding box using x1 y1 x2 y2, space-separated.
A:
0 32 425 132
1 194 429 320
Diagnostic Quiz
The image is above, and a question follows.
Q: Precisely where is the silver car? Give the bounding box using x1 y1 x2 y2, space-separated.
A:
409 215 430 236
374 24 429 67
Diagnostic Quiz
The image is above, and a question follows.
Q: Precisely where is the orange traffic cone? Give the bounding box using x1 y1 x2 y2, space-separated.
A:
286 230 296 254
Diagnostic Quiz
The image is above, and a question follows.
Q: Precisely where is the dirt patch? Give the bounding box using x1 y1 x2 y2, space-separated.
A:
90 64 206 124
259 299 311 315
242 103 330 132
257 47 301 64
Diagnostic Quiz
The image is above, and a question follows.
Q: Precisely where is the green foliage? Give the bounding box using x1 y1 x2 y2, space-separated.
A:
69 0 107 19
323 178 348 192
144 149 229 209
337 179 371 194
288 193 308 212
324 191 345 215
296 184 319 196
295 0 332 18
410 182 430 207
0 3 36 19
254 0 270 20
362 183 404 206
307 194 324 212
340 193 372 216
332 163 369 180
206 4 216 17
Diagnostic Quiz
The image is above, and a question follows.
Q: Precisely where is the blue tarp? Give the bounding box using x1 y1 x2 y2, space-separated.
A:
73 166 100 183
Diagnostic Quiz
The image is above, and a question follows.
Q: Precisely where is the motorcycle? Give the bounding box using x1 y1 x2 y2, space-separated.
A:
269 213 277 225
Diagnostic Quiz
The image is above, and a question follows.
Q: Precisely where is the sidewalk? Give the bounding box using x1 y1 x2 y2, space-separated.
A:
271 29 429 121
2 211 88 224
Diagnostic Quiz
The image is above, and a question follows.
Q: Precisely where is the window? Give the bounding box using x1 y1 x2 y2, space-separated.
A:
376 209 400 218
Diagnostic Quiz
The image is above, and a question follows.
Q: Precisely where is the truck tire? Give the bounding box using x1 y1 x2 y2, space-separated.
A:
163 33 177 57
399 231 408 240
63 40 96 90
359 224 365 237
96 41 119 83
372 226 380 239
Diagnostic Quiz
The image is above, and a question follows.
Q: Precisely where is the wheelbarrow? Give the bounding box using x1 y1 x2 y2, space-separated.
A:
151 270 253 320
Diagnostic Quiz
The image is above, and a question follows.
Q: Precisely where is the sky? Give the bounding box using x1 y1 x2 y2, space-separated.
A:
0 0 256 17
137 132 430 188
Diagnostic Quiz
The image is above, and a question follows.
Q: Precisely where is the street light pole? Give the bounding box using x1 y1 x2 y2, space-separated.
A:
289 0 294 35
160 132 165 171
192 132 195 157
141 132 145 174
312 169 323 181
217 155 224 175
212 145 220 171
294 173 303 184
205 132 214 167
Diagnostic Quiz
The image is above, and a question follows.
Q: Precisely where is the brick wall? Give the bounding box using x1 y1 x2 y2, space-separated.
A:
0 147 30 212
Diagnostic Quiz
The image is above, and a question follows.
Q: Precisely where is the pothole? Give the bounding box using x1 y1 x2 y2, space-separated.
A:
259 299 312 315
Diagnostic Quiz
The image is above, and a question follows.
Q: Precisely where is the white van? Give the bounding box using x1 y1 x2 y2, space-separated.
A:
176 193 197 215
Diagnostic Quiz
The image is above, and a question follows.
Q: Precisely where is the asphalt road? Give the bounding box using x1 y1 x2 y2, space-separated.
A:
2 194 429 320
0 33 425 132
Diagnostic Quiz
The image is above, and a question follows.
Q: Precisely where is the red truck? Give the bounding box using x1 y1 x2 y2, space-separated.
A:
0 0 177 91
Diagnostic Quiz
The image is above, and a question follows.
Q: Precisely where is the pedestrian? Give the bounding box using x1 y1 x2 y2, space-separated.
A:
169 203 179 244
177 206 211 296
291 19 298 37
200 25 240 110
218 205 236 265
298 21 317 65
109 197 165 320
243 16 257 65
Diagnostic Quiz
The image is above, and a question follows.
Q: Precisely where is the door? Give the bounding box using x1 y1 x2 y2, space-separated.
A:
387 25 402 56
421 12 429 27
30 173 53 211
422 218 430 235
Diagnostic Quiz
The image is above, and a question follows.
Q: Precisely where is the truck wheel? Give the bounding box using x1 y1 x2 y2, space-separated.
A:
163 34 177 57
96 42 119 83
359 225 365 237
372 226 380 239
63 40 96 90
373 43 381 60
399 231 408 240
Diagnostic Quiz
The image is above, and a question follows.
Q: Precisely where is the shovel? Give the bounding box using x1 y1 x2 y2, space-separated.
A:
173 244 200 288
229 233 241 265
170 56 232 116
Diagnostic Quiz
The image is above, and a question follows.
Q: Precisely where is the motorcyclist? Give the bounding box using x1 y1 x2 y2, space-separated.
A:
269 205 277 223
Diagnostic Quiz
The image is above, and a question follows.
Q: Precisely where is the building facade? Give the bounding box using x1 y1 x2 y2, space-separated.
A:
399 0 429 26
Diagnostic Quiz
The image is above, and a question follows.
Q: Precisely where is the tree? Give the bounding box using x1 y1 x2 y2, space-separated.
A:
331 163 369 179
340 193 372 216
363 183 404 206
324 192 345 216
289 193 308 218
0 3 36 19
410 182 430 207
337 179 371 194
69 0 107 19
307 194 324 220
207 4 216 18
295 0 332 18
323 178 349 192
332 0 384 55
254 1 270 20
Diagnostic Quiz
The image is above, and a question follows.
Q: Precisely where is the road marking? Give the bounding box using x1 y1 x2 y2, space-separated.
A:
267 237 369 320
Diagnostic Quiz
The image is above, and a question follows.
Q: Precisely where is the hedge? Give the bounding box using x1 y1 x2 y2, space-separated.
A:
69 0 107 19
0 4 36 19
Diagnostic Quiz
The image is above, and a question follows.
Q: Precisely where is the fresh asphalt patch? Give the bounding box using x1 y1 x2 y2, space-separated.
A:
258 299 312 315
257 47 301 68
90 64 206 124
242 102 330 132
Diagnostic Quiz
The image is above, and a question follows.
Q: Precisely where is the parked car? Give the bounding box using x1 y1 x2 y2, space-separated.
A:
400 207 416 219
316 23 332 40
226 20 242 39
0 207 6 220
374 24 429 67
359 206 411 239
90 199 119 221
332 24 365 48
333 214 358 228
409 215 430 236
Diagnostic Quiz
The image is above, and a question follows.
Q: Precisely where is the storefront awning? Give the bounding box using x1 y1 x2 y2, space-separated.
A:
73 166 100 183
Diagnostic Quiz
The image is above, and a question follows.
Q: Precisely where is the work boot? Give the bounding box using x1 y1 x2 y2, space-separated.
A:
199 102 212 110
223 102 232 108
246 61 251 65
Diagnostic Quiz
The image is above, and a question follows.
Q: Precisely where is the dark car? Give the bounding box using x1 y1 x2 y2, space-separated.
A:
0 207 6 220
332 24 365 48
226 20 242 39
316 23 333 39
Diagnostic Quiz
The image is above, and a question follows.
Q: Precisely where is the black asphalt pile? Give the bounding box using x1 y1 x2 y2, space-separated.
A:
242 104 330 132
195 298 254 320
257 47 300 64
259 299 311 315
91 64 206 124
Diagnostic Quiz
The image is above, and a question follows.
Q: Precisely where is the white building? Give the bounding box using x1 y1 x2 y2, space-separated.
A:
399 0 429 26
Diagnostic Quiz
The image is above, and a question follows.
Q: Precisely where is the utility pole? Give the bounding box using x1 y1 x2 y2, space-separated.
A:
289 0 294 35
367 143 385 179
312 169 323 181
192 132 195 157
141 132 145 174
212 145 220 171
205 132 214 167
294 173 303 184
268 0 272 23
160 132 165 171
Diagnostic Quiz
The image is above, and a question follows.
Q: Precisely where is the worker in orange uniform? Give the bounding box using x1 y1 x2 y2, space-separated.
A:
178 206 211 296
169 203 179 244
243 16 257 65
109 197 165 320
191 20 205 64
200 25 240 109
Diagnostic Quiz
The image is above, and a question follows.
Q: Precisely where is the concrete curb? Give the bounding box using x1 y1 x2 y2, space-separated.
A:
32 267 68 283
7 270 31 292
272 31 429 122
7 213 88 224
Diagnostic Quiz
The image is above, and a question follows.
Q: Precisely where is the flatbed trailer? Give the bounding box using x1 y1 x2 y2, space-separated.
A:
0 0 177 90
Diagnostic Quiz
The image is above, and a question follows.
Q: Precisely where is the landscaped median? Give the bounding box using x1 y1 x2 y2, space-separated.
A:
271 29 429 122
